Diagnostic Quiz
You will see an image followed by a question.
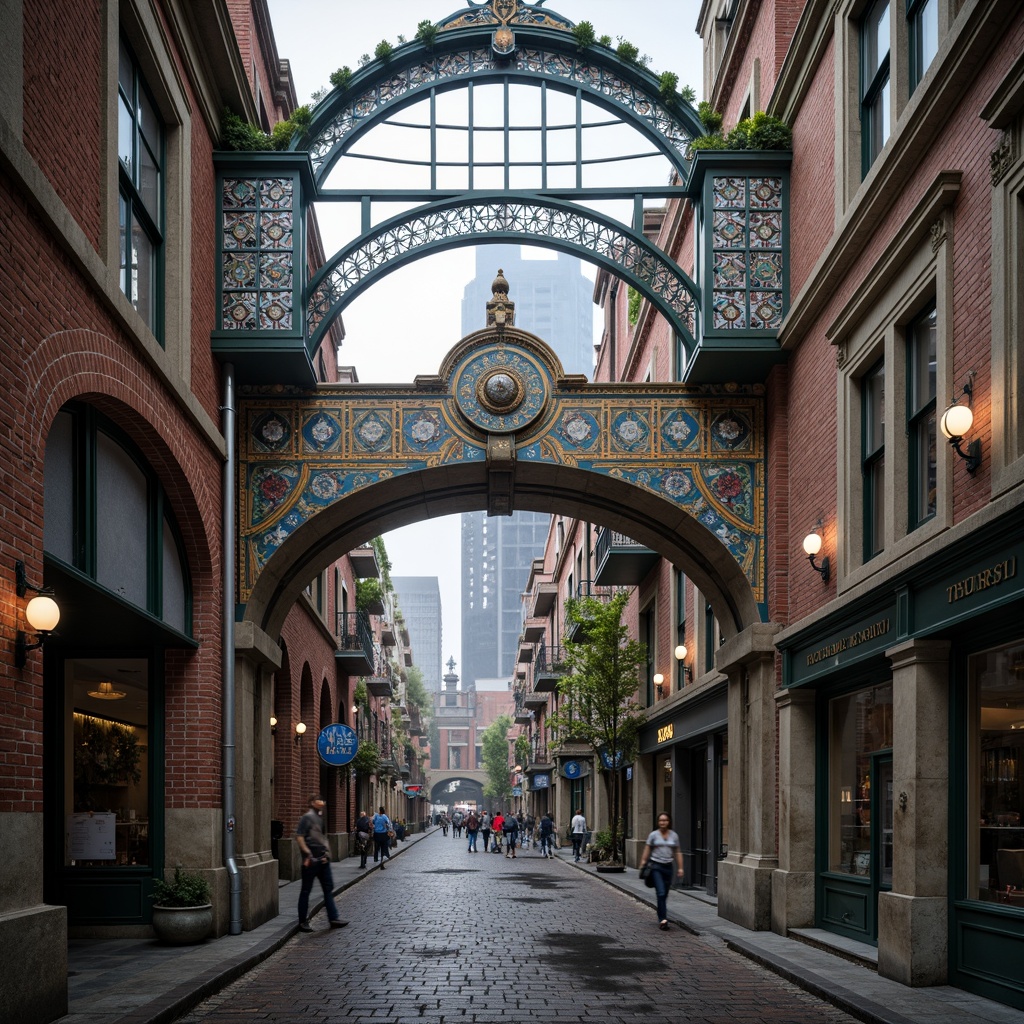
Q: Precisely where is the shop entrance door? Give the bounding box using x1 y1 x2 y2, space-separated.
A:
690 745 708 888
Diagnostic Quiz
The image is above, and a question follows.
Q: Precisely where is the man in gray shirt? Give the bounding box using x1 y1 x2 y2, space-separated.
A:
295 794 348 932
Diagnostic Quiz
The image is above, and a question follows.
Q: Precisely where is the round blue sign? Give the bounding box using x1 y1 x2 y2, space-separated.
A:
563 760 582 778
317 723 358 766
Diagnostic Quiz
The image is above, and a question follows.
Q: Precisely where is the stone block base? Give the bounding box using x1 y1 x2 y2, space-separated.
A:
771 868 815 934
237 853 280 932
0 904 67 1024
718 856 774 931
877 892 947 986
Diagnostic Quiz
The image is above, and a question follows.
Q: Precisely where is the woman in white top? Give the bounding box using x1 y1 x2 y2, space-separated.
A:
637 812 684 929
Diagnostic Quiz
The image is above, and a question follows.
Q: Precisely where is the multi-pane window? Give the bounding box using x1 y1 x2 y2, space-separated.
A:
862 360 886 560
118 36 163 336
908 0 939 93
907 305 937 528
861 0 891 173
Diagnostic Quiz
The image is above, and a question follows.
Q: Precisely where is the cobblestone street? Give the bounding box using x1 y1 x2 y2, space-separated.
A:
176 834 857 1023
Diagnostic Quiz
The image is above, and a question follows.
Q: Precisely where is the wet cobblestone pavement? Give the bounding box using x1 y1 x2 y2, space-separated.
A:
175 834 857 1023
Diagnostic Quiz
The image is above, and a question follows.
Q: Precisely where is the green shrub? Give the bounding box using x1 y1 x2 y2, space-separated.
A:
627 286 641 325
220 109 271 151
572 21 596 51
415 20 437 49
742 110 792 150
352 740 380 778
152 866 211 908
616 38 639 64
697 101 724 134
658 71 679 105
374 39 393 63
598 34 612 47
330 66 352 90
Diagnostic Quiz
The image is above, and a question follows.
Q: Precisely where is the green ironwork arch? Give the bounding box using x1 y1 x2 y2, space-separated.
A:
301 9 703 186
305 195 701 349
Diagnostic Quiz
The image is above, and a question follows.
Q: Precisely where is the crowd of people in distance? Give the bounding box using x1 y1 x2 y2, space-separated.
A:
433 808 563 858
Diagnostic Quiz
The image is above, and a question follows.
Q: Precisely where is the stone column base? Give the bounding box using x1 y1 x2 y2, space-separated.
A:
771 868 816 934
718 855 775 931
0 904 67 1024
236 853 280 932
877 892 947 986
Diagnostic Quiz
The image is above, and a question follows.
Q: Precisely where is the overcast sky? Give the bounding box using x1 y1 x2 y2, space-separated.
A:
264 1 705 674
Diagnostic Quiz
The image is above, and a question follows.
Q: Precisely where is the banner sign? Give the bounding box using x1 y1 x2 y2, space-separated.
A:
316 723 358 766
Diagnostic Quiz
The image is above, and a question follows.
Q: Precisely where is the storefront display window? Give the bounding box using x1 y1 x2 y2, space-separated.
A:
968 641 1024 905
65 658 150 867
828 682 893 875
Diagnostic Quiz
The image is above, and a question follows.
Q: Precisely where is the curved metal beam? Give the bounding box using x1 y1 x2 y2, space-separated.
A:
302 27 702 186
306 194 700 349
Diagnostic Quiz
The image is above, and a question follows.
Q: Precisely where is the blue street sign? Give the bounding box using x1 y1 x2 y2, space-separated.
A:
316 723 358 766
563 760 582 778
532 773 550 790
599 747 624 770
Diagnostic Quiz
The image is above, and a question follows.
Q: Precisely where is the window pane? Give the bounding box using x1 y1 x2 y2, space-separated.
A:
865 363 885 454
118 193 130 298
910 307 936 411
138 87 160 160
118 94 134 174
162 516 186 633
969 641 1024 903
96 430 149 609
911 0 939 87
118 39 133 101
870 454 885 556
43 410 75 563
139 141 160 222
131 219 155 327
864 1 890 79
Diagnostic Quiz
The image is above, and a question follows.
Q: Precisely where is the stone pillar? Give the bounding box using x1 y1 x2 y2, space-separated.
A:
877 638 950 986
772 686 817 933
715 623 782 931
626 751 655 867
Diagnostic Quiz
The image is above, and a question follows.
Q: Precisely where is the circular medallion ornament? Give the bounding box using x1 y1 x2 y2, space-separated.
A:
452 343 549 435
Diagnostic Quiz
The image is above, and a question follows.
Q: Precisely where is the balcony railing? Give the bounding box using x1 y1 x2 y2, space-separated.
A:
533 645 565 692
594 527 659 586
335 611 374 674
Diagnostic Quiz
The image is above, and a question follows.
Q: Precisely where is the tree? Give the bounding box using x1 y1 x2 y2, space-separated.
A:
550 591 646 866
481 714 514 807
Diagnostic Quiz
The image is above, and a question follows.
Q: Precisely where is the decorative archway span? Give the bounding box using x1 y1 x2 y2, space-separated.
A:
306 195 700 348
302 10 702 186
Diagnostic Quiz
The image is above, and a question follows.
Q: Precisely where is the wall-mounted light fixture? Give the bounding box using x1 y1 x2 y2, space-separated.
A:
15 560 61 668
802 525 830 584
674 644 693 684
939 372 982 473
653 672 665 698
270 716 277 734
294 721 307 745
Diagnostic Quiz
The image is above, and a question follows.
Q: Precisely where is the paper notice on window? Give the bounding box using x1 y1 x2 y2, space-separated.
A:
68 812 117 860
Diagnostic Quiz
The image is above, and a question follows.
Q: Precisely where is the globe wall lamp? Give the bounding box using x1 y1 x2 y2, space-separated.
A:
270 716 277 734
654 672 665 698
802 525 830 584
939 372 982 474
294 721 307 745
674 644 693 683
15 560 61 668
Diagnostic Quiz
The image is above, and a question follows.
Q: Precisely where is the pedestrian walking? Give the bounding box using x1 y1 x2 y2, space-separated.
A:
372 805 394 869
491 811 504 852
441 813 449 837
465 810 480 852
451 809 464 838
503 810 519 857
295 794 348 932
570 808 588 862
480 812 492 855
538 812 555 858
355 809 372 869
637 812 684 930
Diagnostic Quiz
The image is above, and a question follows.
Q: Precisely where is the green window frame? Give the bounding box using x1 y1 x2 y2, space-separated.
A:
862 359 886 561
907 0 938 94
860 0 891 175
906 304 937 529
118 35 164 339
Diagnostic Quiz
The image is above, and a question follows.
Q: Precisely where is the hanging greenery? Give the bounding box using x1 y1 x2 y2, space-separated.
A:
74 714 142 788
352 740 381 778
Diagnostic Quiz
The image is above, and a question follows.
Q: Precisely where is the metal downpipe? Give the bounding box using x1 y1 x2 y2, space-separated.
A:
222 363 242 934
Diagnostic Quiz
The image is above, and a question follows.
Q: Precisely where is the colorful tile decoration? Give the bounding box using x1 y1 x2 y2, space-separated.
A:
710 173 785 331
220 176 296 331
237 339 767 613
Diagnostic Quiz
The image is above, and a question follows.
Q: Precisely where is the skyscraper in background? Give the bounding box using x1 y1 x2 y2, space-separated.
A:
460 246 594 687
392 576 443 693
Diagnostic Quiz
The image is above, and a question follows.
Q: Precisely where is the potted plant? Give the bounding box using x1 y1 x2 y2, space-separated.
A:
151 866 213 944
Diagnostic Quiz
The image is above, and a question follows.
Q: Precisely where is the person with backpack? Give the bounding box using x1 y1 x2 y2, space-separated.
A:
465 809 480 852
479 811 492 855
503 810 519 858
538 812 555 859
451 809 464 838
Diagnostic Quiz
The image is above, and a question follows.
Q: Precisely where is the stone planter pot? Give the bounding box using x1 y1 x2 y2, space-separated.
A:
596 862 625 873
151 904 213 945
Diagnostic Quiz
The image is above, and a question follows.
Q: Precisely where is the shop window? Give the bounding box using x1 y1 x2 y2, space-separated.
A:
118 35 163 338
66 657 150 868
967 641 1024 906
828 682 893 876
906 304 937 529
860 0 891 174
907 0 938 93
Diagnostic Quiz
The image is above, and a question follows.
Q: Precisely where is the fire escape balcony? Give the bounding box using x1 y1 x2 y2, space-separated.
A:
594 527 660 586
529 581 557 618
522 620 545 643
335 611 375 674
513 688 532 725
527 744 554 772
523 690 548 711
533 645 565 692
366 656 395 698
348 545 380 579
380 619 396 646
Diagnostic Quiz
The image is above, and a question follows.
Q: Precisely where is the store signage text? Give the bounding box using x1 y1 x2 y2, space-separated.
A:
806 618 891 667
657 724 674 744
946 557 1016 604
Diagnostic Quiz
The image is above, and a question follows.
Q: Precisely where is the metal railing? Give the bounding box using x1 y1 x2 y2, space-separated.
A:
336 610 373 660
534 644 565 675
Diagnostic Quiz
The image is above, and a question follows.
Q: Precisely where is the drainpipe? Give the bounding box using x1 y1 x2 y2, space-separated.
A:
222 363 242 934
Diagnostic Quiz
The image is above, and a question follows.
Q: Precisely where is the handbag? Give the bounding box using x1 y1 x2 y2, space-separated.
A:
639 862 655 888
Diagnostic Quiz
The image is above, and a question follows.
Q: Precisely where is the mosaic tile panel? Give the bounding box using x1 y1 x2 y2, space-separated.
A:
220 176 297 332
709 174 785 332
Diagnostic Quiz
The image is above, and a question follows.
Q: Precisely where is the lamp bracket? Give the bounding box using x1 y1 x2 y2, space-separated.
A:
15 559 54 599
949 436 982 474
808 553 830 584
